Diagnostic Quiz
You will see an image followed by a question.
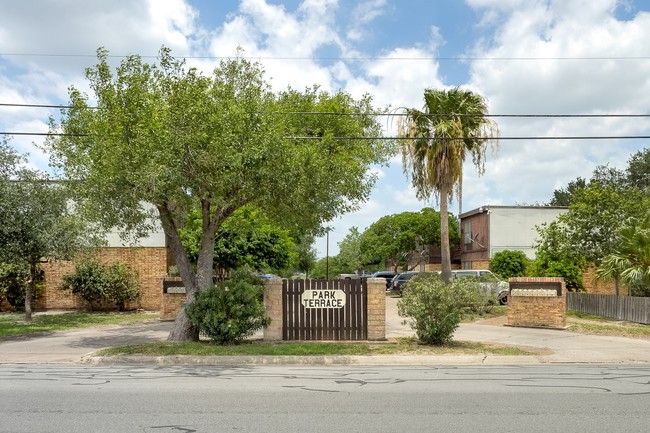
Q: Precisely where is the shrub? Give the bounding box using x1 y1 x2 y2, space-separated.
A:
0 263 43 310
60 259 141 310
397 273 470 345
60 259 108 310
185 270 271 344
104 263 141 311
459 277 495 314
490 250 530 279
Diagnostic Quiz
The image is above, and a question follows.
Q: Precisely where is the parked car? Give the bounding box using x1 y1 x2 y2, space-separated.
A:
372 270 398 289
338 271 372 280
388 271 428 295
451 270 509 305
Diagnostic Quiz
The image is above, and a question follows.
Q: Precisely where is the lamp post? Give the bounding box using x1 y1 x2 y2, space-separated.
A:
326 228 330 280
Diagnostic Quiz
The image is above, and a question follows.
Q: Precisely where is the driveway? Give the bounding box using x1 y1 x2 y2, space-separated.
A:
2 298 650 364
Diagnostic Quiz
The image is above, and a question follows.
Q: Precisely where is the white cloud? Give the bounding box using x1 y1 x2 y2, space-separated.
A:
462 0 650 209
347 0 388 41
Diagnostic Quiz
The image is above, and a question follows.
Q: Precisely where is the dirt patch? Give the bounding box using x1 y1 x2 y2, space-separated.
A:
472 314 650 340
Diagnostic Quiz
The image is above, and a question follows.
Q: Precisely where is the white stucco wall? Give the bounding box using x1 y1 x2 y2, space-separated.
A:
103 203 166 248
488 206 567 259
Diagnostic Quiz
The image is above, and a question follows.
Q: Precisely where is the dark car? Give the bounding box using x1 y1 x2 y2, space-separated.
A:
388 271 421 295
372 270 398 289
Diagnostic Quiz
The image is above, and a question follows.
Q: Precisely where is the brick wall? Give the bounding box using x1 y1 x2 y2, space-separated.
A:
507 277 566 329
366 277 386 341
263 279 284 341
40 247 168 311
582 267 631 296
161 293 187 321
263 279 386 341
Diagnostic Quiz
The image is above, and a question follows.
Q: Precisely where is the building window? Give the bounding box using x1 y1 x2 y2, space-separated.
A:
463 222 471 244
463 261 472 270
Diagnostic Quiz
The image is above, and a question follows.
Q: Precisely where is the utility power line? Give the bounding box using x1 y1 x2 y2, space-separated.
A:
3 52 650 61
2 102 650 118
2 131 650 140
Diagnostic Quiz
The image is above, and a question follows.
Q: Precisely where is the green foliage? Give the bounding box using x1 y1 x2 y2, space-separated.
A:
1 139 95 320
626 148 650 191
60 259 108 310
60 259 141 310
292 234 317 276
562 183 647 264
0 263 43 309
104 263 141 311
360 208 459 271
490 250 529 279
310 256 345 279
532 221 585 291
397 273 472 345
549 177 587 206
398 87 498 281
46 48 393 340
458 277 497 314
595 214 650 296
336 227 364 272
180 207 296 273
185 270 271 344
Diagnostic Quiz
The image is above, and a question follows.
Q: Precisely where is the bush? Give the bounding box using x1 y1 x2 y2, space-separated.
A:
530 258 585 291
185 269 271 344
397 273 472 345
459 277 495 314
60 259 141 310
490 250 529 279
0 263 43 310
104 263 141 311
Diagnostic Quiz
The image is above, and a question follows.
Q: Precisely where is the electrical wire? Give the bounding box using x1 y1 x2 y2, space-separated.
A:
2 102 650 118
2 131 650 140
3 52 650 61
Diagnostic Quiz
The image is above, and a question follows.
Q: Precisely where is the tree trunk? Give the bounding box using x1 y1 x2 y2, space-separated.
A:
24 263 36 322
440 187 452 283
159 202 220 342
167 303 199 342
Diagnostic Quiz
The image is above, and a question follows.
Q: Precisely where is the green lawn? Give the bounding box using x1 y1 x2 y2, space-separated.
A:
97 339 532 357
0 311 159 338
567 311 650 337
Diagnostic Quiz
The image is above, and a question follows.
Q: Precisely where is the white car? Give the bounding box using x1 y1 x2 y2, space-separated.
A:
451 270 509 305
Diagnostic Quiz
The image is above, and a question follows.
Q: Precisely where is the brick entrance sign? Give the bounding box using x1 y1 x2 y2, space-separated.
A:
264 278 386 341
507 277 567 329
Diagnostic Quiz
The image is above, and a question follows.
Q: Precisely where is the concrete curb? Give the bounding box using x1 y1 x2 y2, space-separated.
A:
82 354 554 366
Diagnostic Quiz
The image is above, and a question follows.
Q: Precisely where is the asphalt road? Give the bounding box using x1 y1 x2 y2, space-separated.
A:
1 364 649 433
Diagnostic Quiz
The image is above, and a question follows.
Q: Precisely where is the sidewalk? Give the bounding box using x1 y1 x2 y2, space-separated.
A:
2 297 650 365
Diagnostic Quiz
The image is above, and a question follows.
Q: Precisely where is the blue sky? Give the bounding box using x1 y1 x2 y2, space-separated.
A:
2 0 650 258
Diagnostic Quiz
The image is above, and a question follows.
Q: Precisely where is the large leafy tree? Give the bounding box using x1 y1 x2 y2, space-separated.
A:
595 214 650 296
0 140 92 321
360 208 459 271
45 48 393 341
531 221 586 291
336 227 364 273
398 87 499 282
625 148 650 191
180 207 296 273
562 183 647 265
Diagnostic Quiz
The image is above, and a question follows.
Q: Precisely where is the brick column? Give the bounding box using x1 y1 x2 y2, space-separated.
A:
366 277 386 341
264 279 283 341
507 277 567 329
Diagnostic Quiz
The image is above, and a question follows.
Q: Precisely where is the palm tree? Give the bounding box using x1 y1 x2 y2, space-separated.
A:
595 215 650 296
398 87 499 282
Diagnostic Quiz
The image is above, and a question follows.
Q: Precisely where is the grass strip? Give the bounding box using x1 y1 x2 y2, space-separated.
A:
0 312 159 338
97 339 532 357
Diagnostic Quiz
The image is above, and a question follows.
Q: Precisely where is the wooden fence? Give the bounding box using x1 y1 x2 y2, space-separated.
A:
567 292 650 324
282 279 367 341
